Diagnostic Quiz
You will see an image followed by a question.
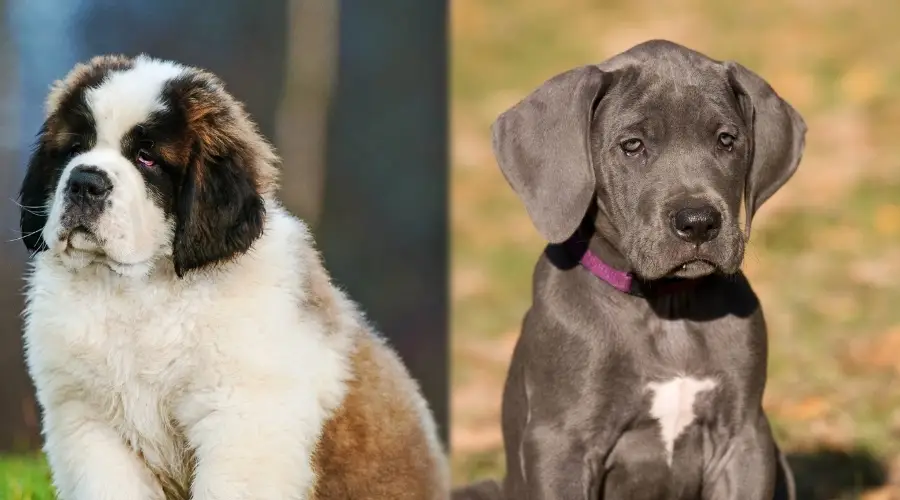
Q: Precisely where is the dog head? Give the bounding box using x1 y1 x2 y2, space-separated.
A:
19 54 279 278
492 40 806 280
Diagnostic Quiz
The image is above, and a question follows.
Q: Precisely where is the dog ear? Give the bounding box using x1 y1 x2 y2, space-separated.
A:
491 65 611 244
19 124 63 254
172 146 266 277
726 61 807 233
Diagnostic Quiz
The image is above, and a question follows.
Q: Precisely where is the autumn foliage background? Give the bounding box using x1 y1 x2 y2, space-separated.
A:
451 1 900 498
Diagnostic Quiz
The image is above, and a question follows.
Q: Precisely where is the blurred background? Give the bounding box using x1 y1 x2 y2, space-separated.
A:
0 0 447 496
451 1 900 499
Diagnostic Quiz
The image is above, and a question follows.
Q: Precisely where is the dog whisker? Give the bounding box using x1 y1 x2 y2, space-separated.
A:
10 199 48 209
8 227 44 243
10 198 50 216
20 208 49 216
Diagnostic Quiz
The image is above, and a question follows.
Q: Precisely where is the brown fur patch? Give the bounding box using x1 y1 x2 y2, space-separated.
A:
311 333 449 499
165 69 281 196
156 141 192 170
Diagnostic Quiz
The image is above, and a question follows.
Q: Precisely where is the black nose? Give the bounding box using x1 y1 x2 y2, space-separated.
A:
672 205 722 243
66 167 112 205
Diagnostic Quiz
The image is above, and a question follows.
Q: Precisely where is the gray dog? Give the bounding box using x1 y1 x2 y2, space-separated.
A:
453 40 805 500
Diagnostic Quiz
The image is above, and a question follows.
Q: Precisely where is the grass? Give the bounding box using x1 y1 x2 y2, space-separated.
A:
451 0 900 497
0 456 53 500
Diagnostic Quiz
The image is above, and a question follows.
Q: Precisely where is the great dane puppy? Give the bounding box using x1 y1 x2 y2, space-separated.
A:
453 40 805 500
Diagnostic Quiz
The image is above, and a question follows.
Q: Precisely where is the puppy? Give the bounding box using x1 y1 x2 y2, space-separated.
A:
453 40 804 499
18 54 449 500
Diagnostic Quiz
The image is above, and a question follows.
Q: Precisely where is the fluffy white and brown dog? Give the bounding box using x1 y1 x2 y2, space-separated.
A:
17 54 449 500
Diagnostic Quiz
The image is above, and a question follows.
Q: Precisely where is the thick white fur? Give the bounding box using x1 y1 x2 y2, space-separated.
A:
26 202 359 500
24 56 445 500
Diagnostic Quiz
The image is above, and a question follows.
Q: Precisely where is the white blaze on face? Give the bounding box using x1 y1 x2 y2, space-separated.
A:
645 376 717 465
85 56 185 148
43 56 187 276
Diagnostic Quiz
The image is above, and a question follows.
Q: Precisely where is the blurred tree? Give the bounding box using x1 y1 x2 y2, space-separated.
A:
0 0 39 452
320 0 449 445
276 0 339 226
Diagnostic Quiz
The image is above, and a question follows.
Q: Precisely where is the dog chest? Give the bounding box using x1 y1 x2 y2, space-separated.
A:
38 320 192 483
600 375 718 497
97 379 193 495
23 270 199 489
644 375 718 465
26 289 197 391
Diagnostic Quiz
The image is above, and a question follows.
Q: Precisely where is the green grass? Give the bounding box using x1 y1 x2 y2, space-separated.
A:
759 179 900 444
0 456 53 500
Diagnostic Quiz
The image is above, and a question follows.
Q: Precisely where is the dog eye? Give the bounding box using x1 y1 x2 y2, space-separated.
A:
620 139 644 156
67 141 82 157
717 133 735 151
136 149 156 168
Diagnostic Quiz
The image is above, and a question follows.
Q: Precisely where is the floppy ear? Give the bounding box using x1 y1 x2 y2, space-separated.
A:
491 65 611 244
19 124 63 254
726 61 807 233
172 147 266 277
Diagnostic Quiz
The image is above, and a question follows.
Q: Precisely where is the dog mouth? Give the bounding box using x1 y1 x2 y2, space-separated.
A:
59 228 109 266
66 227 103 253
57 228 148 274
667 259 718 279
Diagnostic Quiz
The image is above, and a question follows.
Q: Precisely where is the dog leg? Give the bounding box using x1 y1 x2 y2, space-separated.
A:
504 422 605 500
703 413 779 500
42 401 165 500
183 388 325 500
773 444 797 500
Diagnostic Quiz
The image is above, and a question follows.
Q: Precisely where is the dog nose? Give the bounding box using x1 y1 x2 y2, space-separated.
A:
66 167 112 205
672 205 722 243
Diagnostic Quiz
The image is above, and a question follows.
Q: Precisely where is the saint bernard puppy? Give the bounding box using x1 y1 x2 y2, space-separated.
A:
17 55 449 500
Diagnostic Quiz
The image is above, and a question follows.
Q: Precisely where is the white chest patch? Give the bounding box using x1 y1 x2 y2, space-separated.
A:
645 376 717 465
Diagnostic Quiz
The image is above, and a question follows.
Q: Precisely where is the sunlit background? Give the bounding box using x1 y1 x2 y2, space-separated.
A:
451 1 900 498
0 1 448 497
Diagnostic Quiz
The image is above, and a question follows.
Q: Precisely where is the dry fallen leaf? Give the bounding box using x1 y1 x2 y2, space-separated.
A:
875 204 900 236
848 327 900 374
841 63 885 106
775 396 831 422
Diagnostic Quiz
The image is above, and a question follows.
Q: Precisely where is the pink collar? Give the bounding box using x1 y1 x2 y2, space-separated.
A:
568 240 702 297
